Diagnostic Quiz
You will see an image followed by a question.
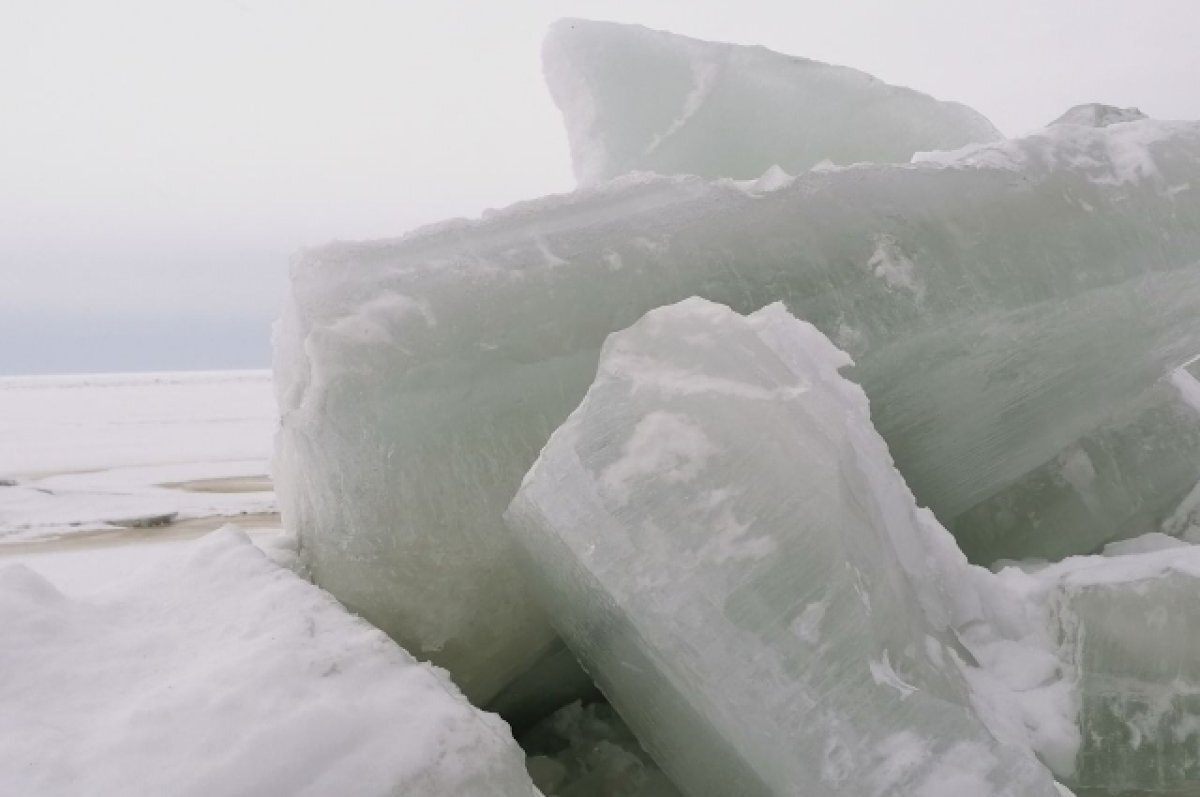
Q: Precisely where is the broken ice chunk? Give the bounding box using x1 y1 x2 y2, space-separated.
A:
544 19 1002 184
1014 545 1200 792
505 299 1059 797
275 115 1200 700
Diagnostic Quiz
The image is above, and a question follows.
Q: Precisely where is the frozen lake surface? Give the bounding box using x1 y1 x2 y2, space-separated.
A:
0 370 277 544
0 370 280 589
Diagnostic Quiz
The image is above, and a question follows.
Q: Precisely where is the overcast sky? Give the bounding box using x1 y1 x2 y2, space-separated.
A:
3 0 1198 374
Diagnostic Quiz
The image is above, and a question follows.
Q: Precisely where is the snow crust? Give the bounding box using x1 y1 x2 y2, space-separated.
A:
544 19 1001 184
0 528 536 796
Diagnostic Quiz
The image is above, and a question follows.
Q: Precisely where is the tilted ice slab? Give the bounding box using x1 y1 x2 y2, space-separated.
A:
543 18 1001 184
275 117 1200 701
505 299 1059 797
999 542 1200 793
0 529 536 797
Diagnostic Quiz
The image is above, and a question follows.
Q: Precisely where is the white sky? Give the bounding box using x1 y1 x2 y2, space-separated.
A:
2 0 1198 372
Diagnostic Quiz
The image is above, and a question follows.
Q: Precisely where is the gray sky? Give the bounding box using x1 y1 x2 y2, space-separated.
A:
3 0 1198 374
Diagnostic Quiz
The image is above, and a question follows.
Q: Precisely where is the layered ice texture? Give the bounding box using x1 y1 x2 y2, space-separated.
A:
504 299 1060 797
543 19 1002 184
275 111 1200 701
0 529 536 796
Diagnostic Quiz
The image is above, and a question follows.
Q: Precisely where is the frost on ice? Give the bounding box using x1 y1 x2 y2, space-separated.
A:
1000 544 1200 792
543 19 1002 184
0 529 536 797
275 110 1200 702
504 299 1060 797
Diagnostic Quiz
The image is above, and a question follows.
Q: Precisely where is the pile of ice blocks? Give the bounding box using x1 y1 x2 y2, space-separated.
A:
274 19 1200 796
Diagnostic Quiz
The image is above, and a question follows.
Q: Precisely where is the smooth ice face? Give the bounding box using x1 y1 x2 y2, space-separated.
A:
274 117 1200 698
1008 545 1200 793
505 299 1059 797
0 529 536 797
543 18 1001 184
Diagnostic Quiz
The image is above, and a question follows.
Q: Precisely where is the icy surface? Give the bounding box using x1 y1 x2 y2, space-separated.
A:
0 528 536 797
0 370 278 541
275 116 1200 698
544 19 1001 184
505 299 1059 797
999 543 1200 792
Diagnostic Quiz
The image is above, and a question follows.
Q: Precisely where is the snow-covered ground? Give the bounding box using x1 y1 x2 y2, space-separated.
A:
0 371 541 795
0 528 534 796
0 370 278 545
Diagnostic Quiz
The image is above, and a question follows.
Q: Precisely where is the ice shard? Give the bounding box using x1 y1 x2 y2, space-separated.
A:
999 544 1200 793
275 115 1200 697
504 298 1059 797
543 18 1002 184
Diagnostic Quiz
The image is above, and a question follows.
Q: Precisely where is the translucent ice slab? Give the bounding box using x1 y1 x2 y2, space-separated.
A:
505 299 1059 797
543 19 1001 184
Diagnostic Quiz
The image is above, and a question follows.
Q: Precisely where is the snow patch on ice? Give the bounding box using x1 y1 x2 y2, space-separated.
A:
600 411 717 506
868 233 925 301
792 599 829 645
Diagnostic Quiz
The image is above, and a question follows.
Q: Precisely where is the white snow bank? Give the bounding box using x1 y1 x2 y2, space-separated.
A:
0 528 536 797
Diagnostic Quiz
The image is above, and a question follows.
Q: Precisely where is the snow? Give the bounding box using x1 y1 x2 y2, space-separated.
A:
0 528 537 796
912 116 1191 192
543 19 1000 184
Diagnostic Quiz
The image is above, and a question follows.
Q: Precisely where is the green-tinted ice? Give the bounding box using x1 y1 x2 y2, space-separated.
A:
504 299 1060 796
275 116 1200 701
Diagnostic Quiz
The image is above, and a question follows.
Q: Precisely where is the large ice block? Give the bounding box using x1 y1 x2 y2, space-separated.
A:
504 298 1059 796
0 528 536 796
544 19 1002 184
275 115 1200 698
999 544 1200 793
